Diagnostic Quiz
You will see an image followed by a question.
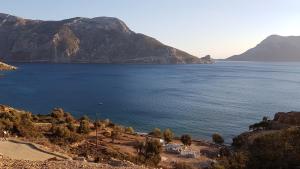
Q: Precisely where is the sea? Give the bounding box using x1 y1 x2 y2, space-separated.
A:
1 61 300 142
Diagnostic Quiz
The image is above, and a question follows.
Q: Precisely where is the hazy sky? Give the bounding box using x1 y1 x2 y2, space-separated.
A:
1 0 300 59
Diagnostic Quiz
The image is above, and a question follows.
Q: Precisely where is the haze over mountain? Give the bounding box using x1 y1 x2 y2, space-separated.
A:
227 35 300 62
0 13 212 64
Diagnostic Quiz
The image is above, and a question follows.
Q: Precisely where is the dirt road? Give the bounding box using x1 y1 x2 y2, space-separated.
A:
0 140 56 161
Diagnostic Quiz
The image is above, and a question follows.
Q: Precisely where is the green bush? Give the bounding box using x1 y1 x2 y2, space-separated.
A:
163 128 174 143
80 115 90 122
77 119 90 134
150 128 162 138
181 134 192 146
137 139 162 167
125 127 135 134
111 126 122 143
212 133 224 144
51 108 65 120
67 122 77 132
15 113 41 138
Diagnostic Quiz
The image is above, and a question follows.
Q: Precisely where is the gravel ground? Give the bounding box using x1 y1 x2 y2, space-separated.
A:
0 156 147 169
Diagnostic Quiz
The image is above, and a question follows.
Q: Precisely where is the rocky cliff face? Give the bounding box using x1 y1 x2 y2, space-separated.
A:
0 13 211 64
227 35 300 61
274 111 300 126
0 61 16 70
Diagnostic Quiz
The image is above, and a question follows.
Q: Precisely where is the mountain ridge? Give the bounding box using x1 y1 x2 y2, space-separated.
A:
0 13 212 64
227 35 300 62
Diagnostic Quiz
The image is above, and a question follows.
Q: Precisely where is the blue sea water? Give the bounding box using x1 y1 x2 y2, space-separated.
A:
1 61 300 142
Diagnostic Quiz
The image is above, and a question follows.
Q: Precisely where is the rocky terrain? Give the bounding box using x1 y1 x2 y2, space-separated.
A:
227 35 300 61
0 61 16 70
0 13 212 64
0 156 146 169
215 111 300 169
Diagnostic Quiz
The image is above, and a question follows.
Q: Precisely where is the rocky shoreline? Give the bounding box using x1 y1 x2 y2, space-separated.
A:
0 62 16 71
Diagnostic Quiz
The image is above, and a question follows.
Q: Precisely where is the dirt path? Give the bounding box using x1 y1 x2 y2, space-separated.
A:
0 140 57 161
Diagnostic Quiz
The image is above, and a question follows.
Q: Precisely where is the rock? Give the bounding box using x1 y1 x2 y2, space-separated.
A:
0 61 16 70
274 111 300 125
0 13 213 64
200 55 214 64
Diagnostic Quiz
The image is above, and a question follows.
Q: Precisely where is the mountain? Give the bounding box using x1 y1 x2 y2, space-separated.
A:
0 61 16 70
227 35 300 61
0 13 211 64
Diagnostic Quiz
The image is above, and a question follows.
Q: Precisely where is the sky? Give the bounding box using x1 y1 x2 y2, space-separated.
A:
1 0 300 59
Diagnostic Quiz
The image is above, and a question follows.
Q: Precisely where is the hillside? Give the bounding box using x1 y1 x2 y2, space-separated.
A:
227 35 300 61
213 111 300 169
0 13 212 64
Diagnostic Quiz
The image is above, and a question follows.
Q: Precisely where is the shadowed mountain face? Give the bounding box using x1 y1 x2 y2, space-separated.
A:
227 35 300 62
0 13 210 64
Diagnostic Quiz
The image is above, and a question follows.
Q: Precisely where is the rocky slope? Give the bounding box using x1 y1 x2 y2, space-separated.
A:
0 13 211 64
227 35 300 61
0 156 146 169
0 61 16 70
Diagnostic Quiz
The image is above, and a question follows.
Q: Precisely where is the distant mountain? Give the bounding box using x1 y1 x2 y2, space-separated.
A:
227 35 300 61
0 61 16 70
0 13 212 64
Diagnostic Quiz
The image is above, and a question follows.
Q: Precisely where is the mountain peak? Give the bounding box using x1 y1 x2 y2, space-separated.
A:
227 35 300 62
0 13 212 64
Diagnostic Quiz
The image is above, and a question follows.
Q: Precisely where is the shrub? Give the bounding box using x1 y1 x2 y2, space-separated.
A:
15 113 41 138
51 108 65 120
150 128 162 138
64 112 75 123
181 134 192 146
51 125 71 138
0 119 13 130
163 128 174 143
77 119 90 134
111 126 122 143
51 124 83 144
67 122 76 132
125 127 134 134
212 133 224 144
137 139 162 166
80 115 90 121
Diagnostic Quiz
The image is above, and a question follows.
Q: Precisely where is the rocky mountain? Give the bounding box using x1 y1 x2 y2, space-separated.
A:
0 13 211 64
227 35 300 61
0 61 16 70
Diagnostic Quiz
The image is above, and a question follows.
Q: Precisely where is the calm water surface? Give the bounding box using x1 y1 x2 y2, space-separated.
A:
1 61 300 142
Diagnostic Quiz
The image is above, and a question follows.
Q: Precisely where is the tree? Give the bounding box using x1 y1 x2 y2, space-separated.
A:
77 119 90 134
212 133 224 144
150 128 162 138
137 139 162 166
181 134 192 146
163 128 174 143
